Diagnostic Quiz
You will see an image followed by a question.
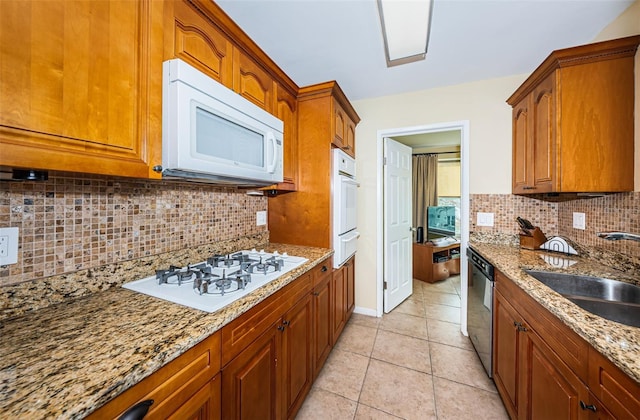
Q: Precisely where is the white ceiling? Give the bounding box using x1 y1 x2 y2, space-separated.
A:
216 0 634 101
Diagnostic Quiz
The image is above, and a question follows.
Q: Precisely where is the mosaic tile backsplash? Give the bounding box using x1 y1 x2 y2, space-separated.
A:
471 192 640 268
0 173 268 286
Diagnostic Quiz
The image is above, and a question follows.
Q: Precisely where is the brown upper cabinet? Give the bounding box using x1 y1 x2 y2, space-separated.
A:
332 98 357 158
0 0 165 179
507 35 640 194
1 0 300 189
171 0 300 193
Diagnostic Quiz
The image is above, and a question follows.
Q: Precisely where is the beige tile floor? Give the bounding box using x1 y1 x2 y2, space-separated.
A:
296 275 509 420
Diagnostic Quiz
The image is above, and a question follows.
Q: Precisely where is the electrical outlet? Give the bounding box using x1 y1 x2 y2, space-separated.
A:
573 212 586 230
477 212 494 227
256 211 267 226
0 227 19 265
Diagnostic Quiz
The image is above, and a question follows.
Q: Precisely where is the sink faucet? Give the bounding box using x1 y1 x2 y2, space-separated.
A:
597 232 640 242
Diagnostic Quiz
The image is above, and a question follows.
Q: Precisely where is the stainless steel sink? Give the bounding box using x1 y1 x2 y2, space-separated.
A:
525 270 640 328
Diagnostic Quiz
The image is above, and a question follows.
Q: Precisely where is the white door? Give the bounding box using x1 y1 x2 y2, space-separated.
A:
383 138 413 313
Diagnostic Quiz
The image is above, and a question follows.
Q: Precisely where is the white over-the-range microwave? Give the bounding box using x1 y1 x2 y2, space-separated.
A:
161 58 284 186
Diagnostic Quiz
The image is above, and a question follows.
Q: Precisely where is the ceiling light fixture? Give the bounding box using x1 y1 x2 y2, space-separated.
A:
377 0 433 67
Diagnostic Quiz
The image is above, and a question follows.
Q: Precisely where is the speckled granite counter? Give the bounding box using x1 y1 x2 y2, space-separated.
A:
0 243 332 419
469 241 640 385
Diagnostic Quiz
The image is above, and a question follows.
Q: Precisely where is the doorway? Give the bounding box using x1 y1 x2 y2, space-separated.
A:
377 121 470 335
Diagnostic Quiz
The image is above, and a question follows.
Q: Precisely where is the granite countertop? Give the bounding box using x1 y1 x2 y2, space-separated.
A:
0 244 333 419
470 241 640 385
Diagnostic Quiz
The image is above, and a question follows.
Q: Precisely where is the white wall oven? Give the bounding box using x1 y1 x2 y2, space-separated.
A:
333 149 359 268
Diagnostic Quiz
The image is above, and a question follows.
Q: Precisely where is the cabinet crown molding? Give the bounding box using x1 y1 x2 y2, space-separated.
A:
507 35 640 106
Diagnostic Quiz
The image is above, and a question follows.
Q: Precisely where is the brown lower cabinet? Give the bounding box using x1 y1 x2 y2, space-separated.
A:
89 257 353 420
312 262 333 379
493 269 640 420
87 332 222 420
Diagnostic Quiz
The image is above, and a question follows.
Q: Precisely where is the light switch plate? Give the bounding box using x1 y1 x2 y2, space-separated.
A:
256 211 267 226
573 212 586 230
0 227 19 265
477 212 494 227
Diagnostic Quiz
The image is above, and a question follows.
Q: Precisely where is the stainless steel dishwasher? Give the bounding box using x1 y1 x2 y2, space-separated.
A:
467 246 495 377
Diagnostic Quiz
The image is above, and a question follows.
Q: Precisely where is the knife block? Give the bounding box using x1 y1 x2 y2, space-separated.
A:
519 227 548 250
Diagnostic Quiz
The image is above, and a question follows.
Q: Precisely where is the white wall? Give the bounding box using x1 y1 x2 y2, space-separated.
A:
351 0 640 313
352 74 524 311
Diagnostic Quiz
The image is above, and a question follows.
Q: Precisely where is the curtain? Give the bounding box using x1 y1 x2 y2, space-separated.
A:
413 154 438 232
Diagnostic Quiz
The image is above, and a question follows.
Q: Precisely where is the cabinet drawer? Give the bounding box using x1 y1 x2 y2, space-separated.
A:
89 331 221 419
221 273 312 366
312 259 332 288
588 347 640 420
495 271 589 381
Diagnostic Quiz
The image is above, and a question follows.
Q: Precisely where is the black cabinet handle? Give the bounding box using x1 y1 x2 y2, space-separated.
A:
119 399 154 420
579 401 597 412
312 292 320 296
321 265 328 272
277 325 285 332
282 320 290 326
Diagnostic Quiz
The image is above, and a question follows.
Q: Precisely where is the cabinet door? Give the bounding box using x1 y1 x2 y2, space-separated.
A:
233 49 274 112
588 347 640 420
166 375 221 420
332 267 347 343
273 84 298 191
281 293 313 419
222 323 282 420
518 326 590 420
531 74 555 192
493 290 520 419
313 265 333 379
0 0 163 179
166 0 233 88
512 98 530 194
332 100 347 149
345 256 355 317
345 119 356 157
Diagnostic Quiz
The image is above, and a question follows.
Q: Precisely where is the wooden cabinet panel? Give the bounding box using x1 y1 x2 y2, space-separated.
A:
495 271 589 382
312 263 333 379
262 84 298 192
88 331 221 419
512 100 529 193
345 119 356 156
166 375 221 420
0 0 164 178
531 75 555 192
588 347 640 420
494 268 639 420
221 273 311 366
332 99 347 150
332 266 347 343
492 290 520 419
282 293 313 419
519 326 589 420
508 36 640 194
345 256 355 316
233 49 274 113
166 0 233 88
222 323 281 420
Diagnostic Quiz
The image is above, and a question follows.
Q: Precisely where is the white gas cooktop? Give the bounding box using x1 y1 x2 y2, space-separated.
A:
123 250 307 313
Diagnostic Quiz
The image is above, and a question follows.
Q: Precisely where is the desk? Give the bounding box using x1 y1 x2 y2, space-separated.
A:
413 242 461 283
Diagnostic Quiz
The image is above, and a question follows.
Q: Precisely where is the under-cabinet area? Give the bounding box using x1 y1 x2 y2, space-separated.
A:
470 243 640 420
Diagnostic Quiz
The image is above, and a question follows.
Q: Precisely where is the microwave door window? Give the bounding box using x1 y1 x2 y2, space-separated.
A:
194 107 264 167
